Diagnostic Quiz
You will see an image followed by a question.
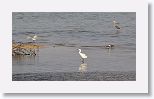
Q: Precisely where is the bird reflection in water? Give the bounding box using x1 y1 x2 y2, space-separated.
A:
107 48 111 55
79 63 87 72
12 55 38 65
105 44 114 55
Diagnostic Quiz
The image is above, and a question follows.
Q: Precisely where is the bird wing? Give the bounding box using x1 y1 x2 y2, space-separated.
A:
80 53 87 58
115 25 120 29
33 35 38 39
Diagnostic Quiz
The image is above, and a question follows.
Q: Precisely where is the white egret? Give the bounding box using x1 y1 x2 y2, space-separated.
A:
78 49 87 63
27 34 38 42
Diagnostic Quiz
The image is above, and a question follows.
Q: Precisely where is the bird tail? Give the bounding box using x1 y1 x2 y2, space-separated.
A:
84 55 88 58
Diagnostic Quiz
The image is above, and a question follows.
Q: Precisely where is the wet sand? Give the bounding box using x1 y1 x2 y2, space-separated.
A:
12 71 136 81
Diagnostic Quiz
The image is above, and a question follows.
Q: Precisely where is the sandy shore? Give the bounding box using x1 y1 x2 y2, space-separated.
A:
12 71 136 81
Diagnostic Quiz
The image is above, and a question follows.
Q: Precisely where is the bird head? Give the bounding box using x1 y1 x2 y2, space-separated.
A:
78 49 81 52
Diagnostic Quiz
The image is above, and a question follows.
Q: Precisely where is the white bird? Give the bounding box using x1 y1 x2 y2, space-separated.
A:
27 34 38 42
105 44 114 49
78 49 87 63
113 17 121 30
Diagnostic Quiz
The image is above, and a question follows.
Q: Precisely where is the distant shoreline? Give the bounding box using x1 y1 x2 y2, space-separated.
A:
12 71 136 81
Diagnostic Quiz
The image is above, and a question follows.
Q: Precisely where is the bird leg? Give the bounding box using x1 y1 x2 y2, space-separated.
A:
81 58 84 63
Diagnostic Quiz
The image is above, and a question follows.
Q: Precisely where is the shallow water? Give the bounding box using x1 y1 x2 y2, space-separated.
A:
12 71 136 81
12 12 136 74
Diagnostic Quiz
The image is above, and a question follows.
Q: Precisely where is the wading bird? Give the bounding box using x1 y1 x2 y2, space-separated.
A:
78 49 87 63
105 44 114 49
113 17 121 30
27 34 38 42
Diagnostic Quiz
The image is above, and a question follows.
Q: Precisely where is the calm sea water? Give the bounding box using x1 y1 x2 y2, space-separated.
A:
12 12 136 74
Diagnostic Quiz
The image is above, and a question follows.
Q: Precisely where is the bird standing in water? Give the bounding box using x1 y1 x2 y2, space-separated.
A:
113 17 121 30
105 44 114 49
27 34 38 43
78 49 87 63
